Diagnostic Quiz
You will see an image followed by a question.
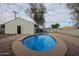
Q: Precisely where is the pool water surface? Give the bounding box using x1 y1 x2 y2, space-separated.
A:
22 33 57 51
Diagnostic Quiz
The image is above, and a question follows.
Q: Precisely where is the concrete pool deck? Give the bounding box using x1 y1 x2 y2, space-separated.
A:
12 33 67 56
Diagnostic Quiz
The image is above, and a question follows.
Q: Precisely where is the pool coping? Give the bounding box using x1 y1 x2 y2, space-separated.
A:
12 34 67 56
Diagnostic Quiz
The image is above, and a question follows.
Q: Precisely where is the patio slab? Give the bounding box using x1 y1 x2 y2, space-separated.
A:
12 34 67 56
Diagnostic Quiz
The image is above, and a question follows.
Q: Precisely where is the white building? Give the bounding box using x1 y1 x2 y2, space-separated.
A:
0 17 35 34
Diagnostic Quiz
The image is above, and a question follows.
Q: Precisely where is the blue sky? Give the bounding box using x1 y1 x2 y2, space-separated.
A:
0 3 76 28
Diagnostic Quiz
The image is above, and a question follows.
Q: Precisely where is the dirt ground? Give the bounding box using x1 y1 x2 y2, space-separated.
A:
50 32 79 56
0 34 14 39
0 33 79 56
0 35 22 56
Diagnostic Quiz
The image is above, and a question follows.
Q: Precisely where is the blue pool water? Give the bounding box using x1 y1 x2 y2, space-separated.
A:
22 33 57 51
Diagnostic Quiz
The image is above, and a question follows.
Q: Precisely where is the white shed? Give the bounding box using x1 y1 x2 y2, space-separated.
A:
3 17 35 34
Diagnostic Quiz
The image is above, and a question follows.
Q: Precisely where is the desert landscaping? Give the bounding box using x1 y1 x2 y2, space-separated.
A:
0 3 79 56
0 29 79 56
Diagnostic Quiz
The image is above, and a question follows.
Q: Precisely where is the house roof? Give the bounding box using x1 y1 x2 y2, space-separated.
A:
0 17 36 25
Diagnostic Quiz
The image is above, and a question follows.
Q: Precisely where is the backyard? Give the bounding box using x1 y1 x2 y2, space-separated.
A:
0 29 79 56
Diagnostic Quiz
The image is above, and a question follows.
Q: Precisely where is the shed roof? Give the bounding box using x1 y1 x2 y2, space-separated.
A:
0 17 36 25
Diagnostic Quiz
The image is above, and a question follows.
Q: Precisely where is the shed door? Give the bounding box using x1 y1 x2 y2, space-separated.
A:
17 26 21 34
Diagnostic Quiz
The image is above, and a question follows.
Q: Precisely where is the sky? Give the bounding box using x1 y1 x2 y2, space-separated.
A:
0 3 76 28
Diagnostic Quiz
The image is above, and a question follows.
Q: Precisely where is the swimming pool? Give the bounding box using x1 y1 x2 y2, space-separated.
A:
21 33 57 51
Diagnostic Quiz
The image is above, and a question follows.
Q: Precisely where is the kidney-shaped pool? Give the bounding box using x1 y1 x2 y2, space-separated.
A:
21 33 57 51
